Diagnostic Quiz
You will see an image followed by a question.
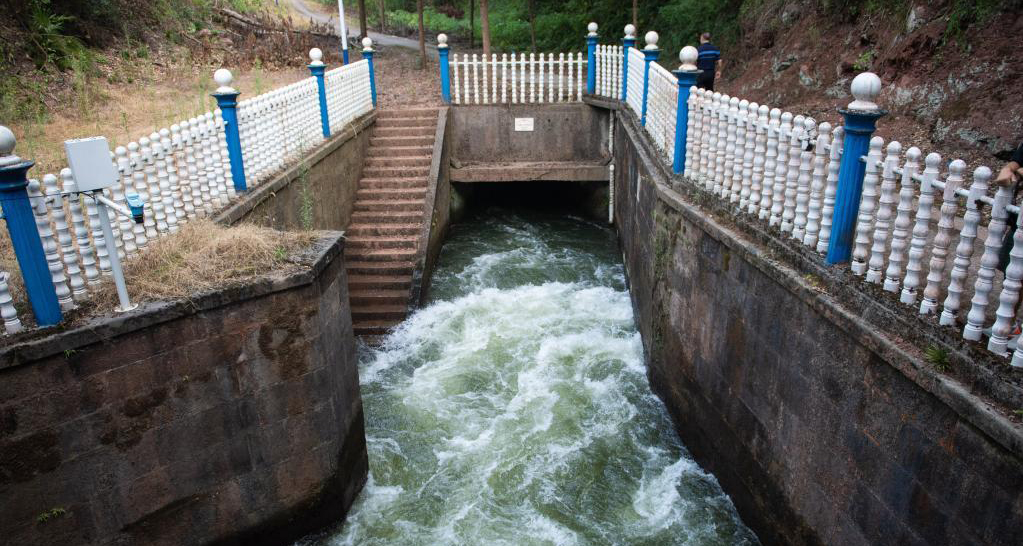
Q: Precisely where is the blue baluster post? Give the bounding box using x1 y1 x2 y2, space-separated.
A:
308 48 332 139
621 24 636 101
211 68 248 193
640 31 660 127
826 72 886 265
363 37 377 107
438 34 451 104
0 126 61 326
672 46 701 174
586 22 598 95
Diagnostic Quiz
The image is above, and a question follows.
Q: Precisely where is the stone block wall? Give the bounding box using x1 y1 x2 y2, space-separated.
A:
611 105 1023 545
0 233 366 546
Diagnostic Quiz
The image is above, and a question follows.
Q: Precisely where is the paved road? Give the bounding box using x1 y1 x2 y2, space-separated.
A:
290 0 438 60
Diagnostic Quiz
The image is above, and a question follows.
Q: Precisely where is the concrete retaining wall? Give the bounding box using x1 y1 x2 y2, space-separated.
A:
611 103 1023 546
216 111 375 230
0 233 366 546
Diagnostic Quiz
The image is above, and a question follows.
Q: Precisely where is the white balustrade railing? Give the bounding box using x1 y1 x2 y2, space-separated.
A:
624 47 645 115
450 52 585 105
2 55 373 333
595 44 623 99
643 61 678 159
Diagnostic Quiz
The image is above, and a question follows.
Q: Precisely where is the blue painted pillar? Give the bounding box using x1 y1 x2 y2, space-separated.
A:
825 108 886 264
438 34 451 104
342 49 350 65
363 39 377 107
621 28 636 101
308 62 331 138
672 69 700 174
586 23 598 95
0 133 61 326
212 68 247 192
640 46 660 127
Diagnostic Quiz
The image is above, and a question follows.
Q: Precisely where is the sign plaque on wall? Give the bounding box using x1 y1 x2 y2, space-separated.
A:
514 118 535 132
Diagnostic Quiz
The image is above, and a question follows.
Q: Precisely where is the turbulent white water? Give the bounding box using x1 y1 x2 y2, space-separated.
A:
303 210 757 546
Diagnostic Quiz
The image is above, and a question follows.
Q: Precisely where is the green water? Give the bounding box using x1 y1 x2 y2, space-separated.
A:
304 209 757 546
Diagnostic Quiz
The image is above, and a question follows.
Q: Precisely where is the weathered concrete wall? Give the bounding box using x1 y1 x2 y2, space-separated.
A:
448 104 610 182
412 107 451 307
0 233 366 546
216 111 375 230
611 104 1023 546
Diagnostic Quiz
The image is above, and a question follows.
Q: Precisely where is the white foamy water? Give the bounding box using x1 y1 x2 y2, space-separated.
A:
301 210 757 546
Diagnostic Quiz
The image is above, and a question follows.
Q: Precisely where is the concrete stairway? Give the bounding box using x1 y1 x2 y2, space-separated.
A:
346 107 439 337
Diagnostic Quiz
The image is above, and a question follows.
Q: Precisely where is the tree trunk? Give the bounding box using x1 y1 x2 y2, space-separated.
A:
633 0 638 30
357 0 367 39
469 0 474 48
378 0 385 31
528 0 536 53
417 0 426 67
480 0 491 57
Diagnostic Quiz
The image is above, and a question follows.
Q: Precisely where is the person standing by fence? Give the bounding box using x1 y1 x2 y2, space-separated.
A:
696 32 722 91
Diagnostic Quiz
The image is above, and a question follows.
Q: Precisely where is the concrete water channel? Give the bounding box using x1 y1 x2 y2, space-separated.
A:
2 99 1021 546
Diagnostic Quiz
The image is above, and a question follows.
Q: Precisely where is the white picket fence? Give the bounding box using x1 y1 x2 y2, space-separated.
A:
450 52 586 105
590 41 1023 365
1 58 374 334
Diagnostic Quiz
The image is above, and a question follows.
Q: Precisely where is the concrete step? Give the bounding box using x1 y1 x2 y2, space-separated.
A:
370 135 434 147
346 248 418 262
350 289 409 307
365 155 432 168
353 199 426 212
347 223 420 236
367 145 434 157
352 304 407 321
356 188 428 201
362 165 431 178
377 107 440 119
345 261 415 275
373 126 435 138
359 177 430 189
375 117 438 128
346 236 419 250
347 274 413 290
351 211 423 224
353 319 404 336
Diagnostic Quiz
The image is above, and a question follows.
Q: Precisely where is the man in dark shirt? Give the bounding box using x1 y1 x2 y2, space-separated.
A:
696 32 722 91
994 142 1023 346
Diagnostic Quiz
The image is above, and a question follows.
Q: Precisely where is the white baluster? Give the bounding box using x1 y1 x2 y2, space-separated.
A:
464 54 471 105
761 108 781 221
793 117 815 241
146 133 169 235
723 96 738 201
114 146 138 255
215 110 236 202
851 137 884 275
885 147 921 291
577 52 584 101
28 178 71 310
63 168 99 291
804 122 831 247
84 177 110 277
818 126 844 253
713 94 729 195
736 99 752 208
921 159 965 314
502 53 508 103
46 173 85 300
991 211 1023 355
866 141 901 282
452 53 460 104
941 166 991 326
0 273 21 334
748 103 768 216
780 113 801 232
159 129 180 233
965 185 1012 340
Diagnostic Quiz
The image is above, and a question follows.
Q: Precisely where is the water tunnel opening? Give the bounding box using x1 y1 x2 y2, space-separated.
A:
451 180 609 223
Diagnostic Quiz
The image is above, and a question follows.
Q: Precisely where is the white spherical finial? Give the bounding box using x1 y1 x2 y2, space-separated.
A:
587 22 598 36
438 33 448 47
644 31 659 50
309 47 324 66
848 71 882 112
679 46 698 71
0 126 16 157
362 37 373 50
624 24 636 39
214 68 236 93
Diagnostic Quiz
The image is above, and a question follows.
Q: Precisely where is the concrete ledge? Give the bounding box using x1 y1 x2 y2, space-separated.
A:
449 160 610 182
410 106 449 310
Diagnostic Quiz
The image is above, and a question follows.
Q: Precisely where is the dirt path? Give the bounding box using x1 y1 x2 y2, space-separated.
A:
289 0 438 60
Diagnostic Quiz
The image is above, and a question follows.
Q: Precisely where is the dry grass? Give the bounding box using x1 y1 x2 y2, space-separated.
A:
88 219 316 314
